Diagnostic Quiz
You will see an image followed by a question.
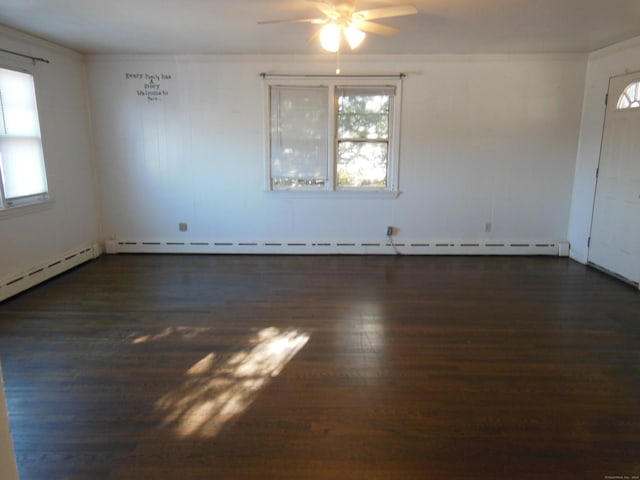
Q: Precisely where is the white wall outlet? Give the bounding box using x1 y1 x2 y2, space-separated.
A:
179 222 188 232
485 222 492 233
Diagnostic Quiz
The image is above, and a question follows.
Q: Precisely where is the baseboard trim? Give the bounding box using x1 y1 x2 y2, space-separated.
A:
105 238 568 257
0 244 100 302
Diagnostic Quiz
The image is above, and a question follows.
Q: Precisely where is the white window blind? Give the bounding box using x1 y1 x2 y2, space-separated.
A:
0 67 48 207
269 86 329 189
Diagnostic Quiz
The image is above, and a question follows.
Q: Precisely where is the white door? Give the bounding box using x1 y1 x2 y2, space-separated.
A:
588 72 640 287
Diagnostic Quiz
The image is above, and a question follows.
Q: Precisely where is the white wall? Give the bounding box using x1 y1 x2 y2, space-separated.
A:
568 36 640 263
0 27 99 280
88 54 586 251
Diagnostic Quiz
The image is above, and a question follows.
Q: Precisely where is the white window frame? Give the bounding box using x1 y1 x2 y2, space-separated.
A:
0 65 49 212
264 76 402 196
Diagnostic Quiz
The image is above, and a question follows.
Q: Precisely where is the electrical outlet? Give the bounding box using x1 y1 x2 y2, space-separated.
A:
179 222 188 232
485 222 492 233
386 226 394 236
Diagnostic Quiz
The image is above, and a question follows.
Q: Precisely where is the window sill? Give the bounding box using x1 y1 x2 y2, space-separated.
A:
266 190 401 199
0 197 55 219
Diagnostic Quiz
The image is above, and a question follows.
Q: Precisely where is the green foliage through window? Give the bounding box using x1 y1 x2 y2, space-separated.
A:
337 91 391 188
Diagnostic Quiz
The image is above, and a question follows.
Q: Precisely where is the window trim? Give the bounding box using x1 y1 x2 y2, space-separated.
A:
0 195 53 219
264 76 402 195
0 64 49 212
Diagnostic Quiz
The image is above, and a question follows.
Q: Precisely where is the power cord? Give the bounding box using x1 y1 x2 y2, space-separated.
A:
387 231 401 256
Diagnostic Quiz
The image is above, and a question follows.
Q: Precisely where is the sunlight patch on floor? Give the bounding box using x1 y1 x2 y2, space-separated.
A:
154 327 309 439
130 326 210 345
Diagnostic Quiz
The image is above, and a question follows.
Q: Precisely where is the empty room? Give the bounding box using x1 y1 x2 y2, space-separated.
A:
0 1 639 478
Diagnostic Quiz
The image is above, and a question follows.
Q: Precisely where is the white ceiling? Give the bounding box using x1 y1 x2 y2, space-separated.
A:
0 0 639 55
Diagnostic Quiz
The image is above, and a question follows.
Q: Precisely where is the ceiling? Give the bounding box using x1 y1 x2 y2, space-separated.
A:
0 0 639 56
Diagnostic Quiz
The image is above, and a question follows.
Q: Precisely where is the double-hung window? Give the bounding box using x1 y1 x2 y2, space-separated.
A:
0 66 48 210
266 77 401 193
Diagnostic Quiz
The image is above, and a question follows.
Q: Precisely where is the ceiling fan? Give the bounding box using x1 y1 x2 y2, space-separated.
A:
258 1 419 52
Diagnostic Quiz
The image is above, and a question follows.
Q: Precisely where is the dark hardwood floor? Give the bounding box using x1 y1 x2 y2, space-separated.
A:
0 254 638 479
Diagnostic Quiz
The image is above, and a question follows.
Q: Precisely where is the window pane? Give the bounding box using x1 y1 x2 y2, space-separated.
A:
338 94 390 140
0 137 47 198
617 81 640 110
338 113 389 140
617 96 631 109
0 69 41 136
270 86 328 183
338 94 389 114
337 141 388 188
2 106 41 136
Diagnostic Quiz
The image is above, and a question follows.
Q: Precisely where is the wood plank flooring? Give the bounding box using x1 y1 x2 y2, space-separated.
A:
0 254 638 479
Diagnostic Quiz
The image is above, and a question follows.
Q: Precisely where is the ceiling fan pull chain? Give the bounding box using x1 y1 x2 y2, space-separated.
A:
336 49 341 75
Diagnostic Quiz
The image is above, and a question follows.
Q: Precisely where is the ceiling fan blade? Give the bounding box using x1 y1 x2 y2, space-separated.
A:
356 20 399 36
355 5 418 21
307 1 339 18
258 17 326 25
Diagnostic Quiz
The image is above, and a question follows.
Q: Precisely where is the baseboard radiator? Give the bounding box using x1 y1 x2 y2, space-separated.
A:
0 244 100 303
0 240 568 302
106 239 570 256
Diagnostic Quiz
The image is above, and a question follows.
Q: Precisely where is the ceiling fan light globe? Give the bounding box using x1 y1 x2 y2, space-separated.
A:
344 24 366 49
320 23 341 52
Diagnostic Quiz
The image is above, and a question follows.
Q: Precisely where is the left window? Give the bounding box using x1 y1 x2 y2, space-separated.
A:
0 67 48 210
